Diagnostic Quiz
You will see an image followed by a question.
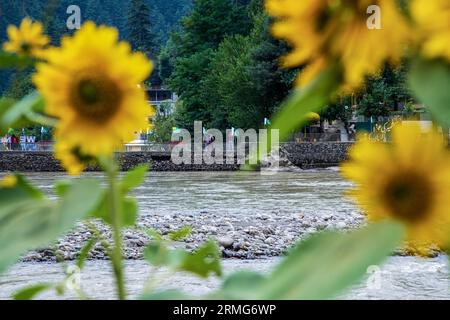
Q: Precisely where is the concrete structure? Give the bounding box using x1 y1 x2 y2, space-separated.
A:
146 86 177 110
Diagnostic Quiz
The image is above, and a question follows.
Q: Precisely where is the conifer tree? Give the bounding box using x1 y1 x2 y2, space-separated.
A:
126 0 159 85
126 0 156 56
168 0 252 130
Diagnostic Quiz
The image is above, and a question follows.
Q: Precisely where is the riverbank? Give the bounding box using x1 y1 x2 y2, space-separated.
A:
23 209 438 263
23 211 365 262
0 142 353 172
14 169 440 262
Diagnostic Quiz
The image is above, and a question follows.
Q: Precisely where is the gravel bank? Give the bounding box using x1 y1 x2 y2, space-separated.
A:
23 211 366 262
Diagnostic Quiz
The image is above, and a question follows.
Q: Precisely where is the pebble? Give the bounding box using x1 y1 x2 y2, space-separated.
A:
22 211 365 262
218 236 234 249
336 221 347 229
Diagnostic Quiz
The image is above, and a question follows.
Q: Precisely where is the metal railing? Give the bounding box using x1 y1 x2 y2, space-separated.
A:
1 139 349 153
1 141 54 151
291 132 347 143
125 143 173 152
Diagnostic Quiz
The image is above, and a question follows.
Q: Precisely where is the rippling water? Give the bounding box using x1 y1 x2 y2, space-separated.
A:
19 170 357 218
0 170 449 300
1 257 448 300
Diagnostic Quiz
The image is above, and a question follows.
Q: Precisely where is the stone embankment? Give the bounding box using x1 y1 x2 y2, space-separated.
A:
0 142 353 172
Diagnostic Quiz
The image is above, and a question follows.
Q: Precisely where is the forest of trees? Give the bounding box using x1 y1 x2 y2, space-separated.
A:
160 0 297 132
1 0 414 138
157 0 414 134
0 0 191 94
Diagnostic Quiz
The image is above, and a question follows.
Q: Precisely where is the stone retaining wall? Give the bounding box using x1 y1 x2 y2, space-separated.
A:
0 142 353 172
281 142 353 169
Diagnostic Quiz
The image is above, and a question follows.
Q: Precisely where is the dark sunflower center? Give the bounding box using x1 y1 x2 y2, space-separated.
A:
78 80 100 105
20 42 32 53
316 0 369 32
71 76 123 123
72 146 95 163
383 172 433 223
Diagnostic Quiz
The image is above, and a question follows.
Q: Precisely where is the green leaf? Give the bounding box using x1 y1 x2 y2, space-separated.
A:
0 98 16 123
0 50 35 68
90 166 144 227
54 180 72 197
0 174 44 209
139 289 191 300
57 179 103 230
169 225 193 241
243 64 341 169
214 271 266 300
144 240 222 278
269 63 341 146
90 194 109 223
76 238 97 269
0 202 52 273
90 193 137 227
409 58 450 127
24 111 57 127
255 222 405 300
12 283 53 300
146 228 163 241
0 91 45 131
179 240 222 278
144 242 185 267
144 242 168 266
121 165 148 193
144 242 170 266
0 178 102 274
122 197 138 226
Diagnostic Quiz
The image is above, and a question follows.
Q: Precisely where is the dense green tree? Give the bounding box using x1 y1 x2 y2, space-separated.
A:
167 0 253 131
1 0 416 132
204 35 252 129
4 71 33 99
357 80 391 118
0 0 191 94
126 0 160 85
321 96 354 134
2 0 61 98
202 9 295 130
43 0 65 44
149 101 176 143
126 0 155 55
356 64 413 118
147 0 191 43
170 49 215 129
175 0 251 55
158 37 177 82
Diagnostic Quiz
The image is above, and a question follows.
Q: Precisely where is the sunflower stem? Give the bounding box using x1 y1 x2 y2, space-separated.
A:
25 111 58 127
105 157 126 300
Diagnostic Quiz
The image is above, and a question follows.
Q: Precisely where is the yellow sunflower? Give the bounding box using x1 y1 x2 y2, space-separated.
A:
0 175 18 188
411 0 450 62
54 140 95 176
265 0 410 89
341 123 450 254
3 17 50 58
33 22 154 156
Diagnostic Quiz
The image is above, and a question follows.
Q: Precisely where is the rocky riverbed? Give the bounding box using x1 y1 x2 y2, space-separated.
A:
23 210 366 262
16 169 442 263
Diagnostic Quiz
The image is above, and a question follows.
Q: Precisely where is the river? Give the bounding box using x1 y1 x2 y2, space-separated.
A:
0 170 448 299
